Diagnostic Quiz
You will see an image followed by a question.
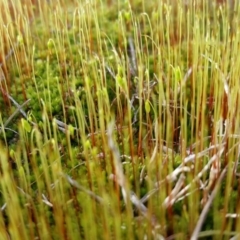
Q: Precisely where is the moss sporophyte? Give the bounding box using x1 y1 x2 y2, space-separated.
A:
0 0 240 239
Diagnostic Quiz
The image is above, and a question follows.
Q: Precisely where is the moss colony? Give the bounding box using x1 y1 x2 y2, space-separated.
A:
0 0 240 239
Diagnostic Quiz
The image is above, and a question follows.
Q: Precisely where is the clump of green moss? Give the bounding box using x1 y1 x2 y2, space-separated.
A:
0 0 240 239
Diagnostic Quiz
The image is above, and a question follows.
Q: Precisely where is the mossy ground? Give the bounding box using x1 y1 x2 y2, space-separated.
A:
0 0 240 239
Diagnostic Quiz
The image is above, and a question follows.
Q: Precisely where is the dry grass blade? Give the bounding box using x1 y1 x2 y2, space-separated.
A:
162 174 185 208
63 174 104 204
229 233 240 240
128 36 137 77
0 98 31 134
107 120 161 230
190 167 227 240
107 120 129 203
173 144 226 203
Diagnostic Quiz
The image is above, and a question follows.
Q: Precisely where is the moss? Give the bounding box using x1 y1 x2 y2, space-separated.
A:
1 0 240 239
